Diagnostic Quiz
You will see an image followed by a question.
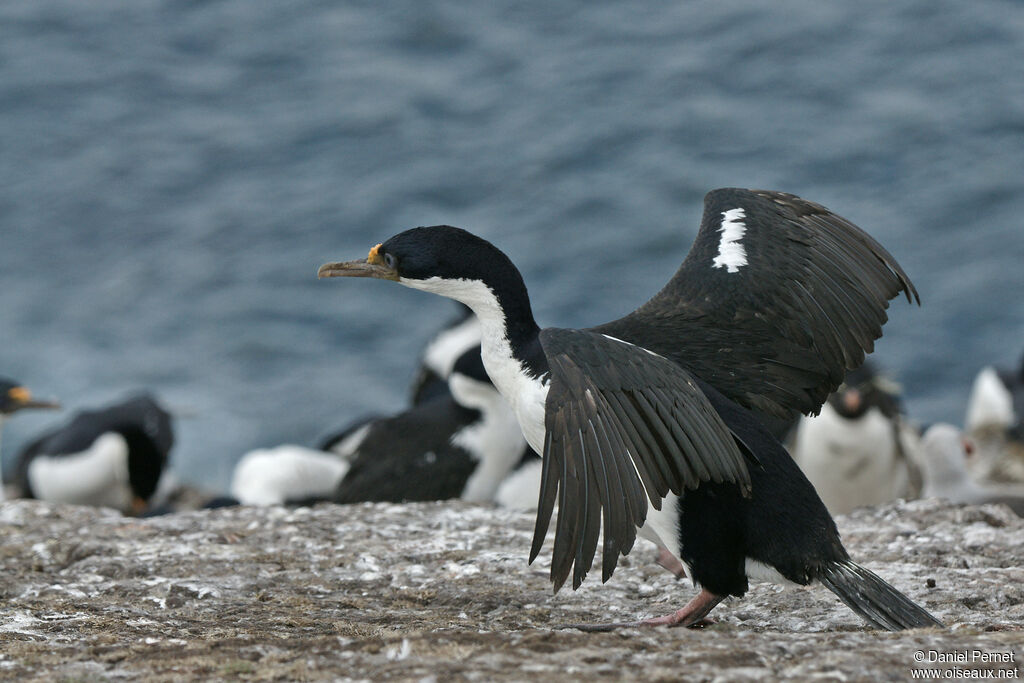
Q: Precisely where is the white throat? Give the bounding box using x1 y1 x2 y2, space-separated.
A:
400 276 549 454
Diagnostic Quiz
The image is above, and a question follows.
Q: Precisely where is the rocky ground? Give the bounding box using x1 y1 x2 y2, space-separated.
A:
0 497 1021 682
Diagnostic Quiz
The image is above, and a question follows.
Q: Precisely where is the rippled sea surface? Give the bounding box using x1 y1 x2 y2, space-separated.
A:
2 0 1022 489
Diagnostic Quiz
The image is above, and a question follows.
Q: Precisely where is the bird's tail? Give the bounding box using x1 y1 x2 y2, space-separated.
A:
817 560 944 631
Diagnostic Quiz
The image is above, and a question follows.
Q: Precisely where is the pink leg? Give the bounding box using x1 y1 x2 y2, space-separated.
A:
656 548 687 580
560 588 725 632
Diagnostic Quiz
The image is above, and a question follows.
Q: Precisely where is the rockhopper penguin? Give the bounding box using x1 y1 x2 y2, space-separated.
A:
789 362 924 515
318 188 942 631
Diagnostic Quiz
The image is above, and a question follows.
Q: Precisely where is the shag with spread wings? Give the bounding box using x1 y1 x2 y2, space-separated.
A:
317 187 920 600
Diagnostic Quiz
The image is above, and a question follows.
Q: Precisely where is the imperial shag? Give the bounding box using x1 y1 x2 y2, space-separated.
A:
332 345 528 504
12 393 173 515
231 344 529 506
318 188 941 630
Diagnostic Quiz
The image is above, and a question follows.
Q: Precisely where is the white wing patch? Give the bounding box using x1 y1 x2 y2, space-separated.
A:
711 207 748 273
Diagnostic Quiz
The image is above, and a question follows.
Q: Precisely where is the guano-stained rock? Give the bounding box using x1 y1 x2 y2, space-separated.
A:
0 498 1021 681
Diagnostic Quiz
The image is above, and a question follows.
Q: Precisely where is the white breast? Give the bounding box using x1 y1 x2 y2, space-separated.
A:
466 294 548 453
790 403 910 515
28 432 133 510
230 445 350 506
403 276 551 454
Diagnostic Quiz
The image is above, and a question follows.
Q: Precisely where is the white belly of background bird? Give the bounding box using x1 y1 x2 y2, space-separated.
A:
791 403 916 515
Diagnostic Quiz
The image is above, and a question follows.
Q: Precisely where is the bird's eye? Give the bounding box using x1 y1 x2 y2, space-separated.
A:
384 252 397 269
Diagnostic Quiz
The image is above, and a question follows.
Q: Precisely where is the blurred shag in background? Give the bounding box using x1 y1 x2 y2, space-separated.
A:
9 394 173 515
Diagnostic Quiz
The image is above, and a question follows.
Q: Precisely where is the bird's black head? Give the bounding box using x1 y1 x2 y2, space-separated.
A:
0 377 60 416
320 225 520 287
319 226 538 345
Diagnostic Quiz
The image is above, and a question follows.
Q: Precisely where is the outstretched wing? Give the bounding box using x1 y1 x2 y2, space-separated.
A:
534 327 752 592
597 188 919 423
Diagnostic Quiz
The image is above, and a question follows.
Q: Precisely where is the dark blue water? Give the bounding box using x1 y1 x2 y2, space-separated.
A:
2 0 1022 490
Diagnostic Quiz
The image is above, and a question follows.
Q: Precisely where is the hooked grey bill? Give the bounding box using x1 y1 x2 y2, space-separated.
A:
318 243 399 281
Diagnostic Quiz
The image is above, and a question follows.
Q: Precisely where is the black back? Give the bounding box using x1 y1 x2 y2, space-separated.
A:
332 394 481 504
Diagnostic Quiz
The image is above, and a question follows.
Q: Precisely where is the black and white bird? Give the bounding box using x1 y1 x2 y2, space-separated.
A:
964 352 1024 484
315 303 481 458
919 423 1024 516
319 188 942 631
0 377 61 500
229 345 529 506
232 304 488 506
788 362 923 515
332 345 528 504
11 393 173 515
